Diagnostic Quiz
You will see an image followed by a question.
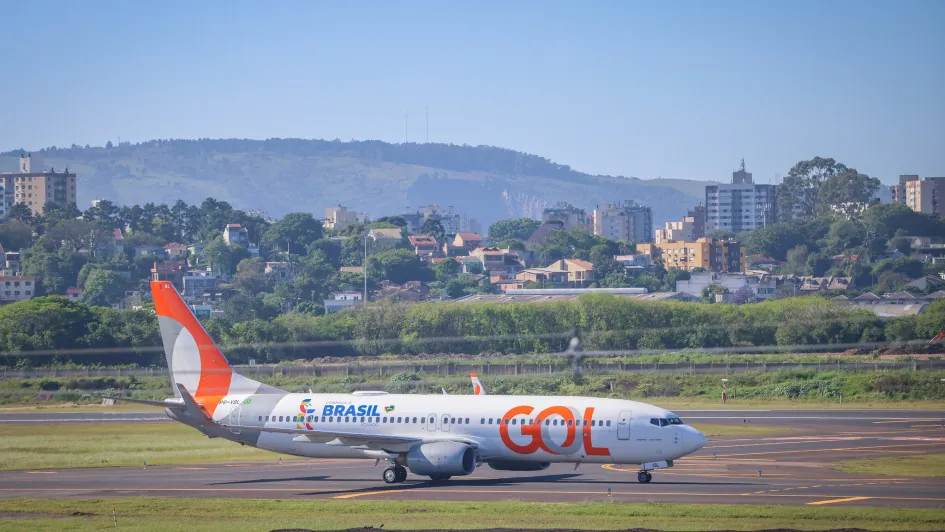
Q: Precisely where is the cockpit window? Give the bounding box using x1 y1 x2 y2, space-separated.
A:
651 417 684 427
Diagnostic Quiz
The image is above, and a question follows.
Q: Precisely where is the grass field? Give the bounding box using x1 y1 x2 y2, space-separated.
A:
690 423 791 437
833 454 945 477
1 498 943 531
0 423 297 470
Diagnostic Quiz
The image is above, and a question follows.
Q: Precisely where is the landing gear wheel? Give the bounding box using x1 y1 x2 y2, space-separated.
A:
383 467 399 484
429 474 452 482
637 471 652 483
394 465 408 482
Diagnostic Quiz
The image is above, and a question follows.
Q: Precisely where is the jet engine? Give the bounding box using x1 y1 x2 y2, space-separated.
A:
487 460 551 472
406 442 476 476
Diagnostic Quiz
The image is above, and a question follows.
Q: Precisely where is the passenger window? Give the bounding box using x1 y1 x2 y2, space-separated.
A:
511 419 517 425
397 417 403 423
606 420 611 427
481 418 485 424
413 417 418 423
552 419 558 426
503 418 509 425
488 418 493 425
421 417 426 424
278 416 283 422
567 420 573 426
345 417 350 422
382 417 387 423
258 416 262 422
545 419 551 426
465 418 470 424
451 418 456 424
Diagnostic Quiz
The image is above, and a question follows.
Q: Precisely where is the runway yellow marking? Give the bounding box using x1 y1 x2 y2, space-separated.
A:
25 471 56 474
175 467 208 470
333 489 408 499
807 496 872 505
321 488 945 503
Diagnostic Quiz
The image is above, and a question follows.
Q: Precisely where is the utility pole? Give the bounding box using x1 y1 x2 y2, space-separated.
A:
363 230 369 304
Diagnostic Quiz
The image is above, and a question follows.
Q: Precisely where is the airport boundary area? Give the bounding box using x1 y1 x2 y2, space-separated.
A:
5 357 945 380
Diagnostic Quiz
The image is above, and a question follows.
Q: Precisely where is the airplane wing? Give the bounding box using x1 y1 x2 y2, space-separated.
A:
218 423 478 449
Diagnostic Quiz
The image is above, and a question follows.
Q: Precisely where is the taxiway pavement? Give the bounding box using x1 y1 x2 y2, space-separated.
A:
2 409 943 508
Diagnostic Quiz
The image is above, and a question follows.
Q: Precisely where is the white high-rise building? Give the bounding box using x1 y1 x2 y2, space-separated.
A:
705 161 777 233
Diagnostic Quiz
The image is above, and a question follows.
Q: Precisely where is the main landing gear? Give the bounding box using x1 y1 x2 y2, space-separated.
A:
637 471 653 483
383 465 408 484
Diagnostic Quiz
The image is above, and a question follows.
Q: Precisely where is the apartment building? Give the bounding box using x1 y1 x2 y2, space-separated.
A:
705 161 777 233
655 205 705 245
638 238 746 273
0 153 77 217
592 201 653 243
892 175 945 215
0 275 36 303
542 202 589 231
323 205 367 232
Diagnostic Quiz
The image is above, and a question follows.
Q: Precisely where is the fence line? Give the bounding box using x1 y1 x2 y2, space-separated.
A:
4 358 942 380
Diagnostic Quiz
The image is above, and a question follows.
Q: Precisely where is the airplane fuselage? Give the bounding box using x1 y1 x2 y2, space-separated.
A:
193 392 706 466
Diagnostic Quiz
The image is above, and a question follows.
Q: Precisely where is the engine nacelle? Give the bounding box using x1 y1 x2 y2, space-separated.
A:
406 442 476 476
487 460 551 472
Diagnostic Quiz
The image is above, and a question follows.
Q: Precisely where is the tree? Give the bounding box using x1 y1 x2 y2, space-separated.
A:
432 258 461 282
262 212 323 254
785 245 809 275
374 216 407 228
777 157 849 221
83 200 122 229
0 221 33 250
234 257 268 295
816 170 880 218
488 218 541 241
7 203 35 224
368 249 432 284
862 203 945 241
420 219 446 242
732 286 755 304
82 269 127 306
203 237 235 274
821 220 862 255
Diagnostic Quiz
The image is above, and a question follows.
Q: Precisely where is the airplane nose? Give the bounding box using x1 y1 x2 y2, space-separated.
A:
685 427 707 453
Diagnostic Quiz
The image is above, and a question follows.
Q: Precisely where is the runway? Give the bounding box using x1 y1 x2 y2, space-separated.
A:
2 409 943 508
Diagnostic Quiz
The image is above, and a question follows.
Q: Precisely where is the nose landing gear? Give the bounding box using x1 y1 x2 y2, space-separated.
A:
637 471 653 483
383 465 408 484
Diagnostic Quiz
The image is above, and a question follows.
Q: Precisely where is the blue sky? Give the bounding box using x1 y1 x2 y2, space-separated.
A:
1 0 942 184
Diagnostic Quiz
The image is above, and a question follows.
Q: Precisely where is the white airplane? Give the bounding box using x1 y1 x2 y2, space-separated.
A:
128 281 707 485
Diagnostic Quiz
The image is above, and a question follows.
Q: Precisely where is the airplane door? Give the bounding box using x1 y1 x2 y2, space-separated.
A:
617 410 632 440
427 413 437 431
228 406 241 434
442 414 452 432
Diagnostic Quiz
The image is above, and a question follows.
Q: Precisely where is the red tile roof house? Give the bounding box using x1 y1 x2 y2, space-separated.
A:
408 234 439 259
452 232 483 250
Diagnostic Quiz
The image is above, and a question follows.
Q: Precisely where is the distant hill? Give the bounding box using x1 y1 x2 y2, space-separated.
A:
0 139 712 228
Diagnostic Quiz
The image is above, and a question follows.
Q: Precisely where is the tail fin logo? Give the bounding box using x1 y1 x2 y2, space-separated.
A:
152 281 233 416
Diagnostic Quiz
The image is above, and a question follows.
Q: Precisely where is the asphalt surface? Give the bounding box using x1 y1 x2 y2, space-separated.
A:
2 409 944 508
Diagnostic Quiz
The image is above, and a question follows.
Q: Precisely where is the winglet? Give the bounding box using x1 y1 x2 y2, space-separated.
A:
470 373 486 396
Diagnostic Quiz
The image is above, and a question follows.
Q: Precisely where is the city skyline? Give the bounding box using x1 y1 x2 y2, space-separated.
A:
1 0 943 185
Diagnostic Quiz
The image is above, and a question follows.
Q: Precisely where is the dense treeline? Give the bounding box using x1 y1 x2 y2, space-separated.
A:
2 295 942 367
